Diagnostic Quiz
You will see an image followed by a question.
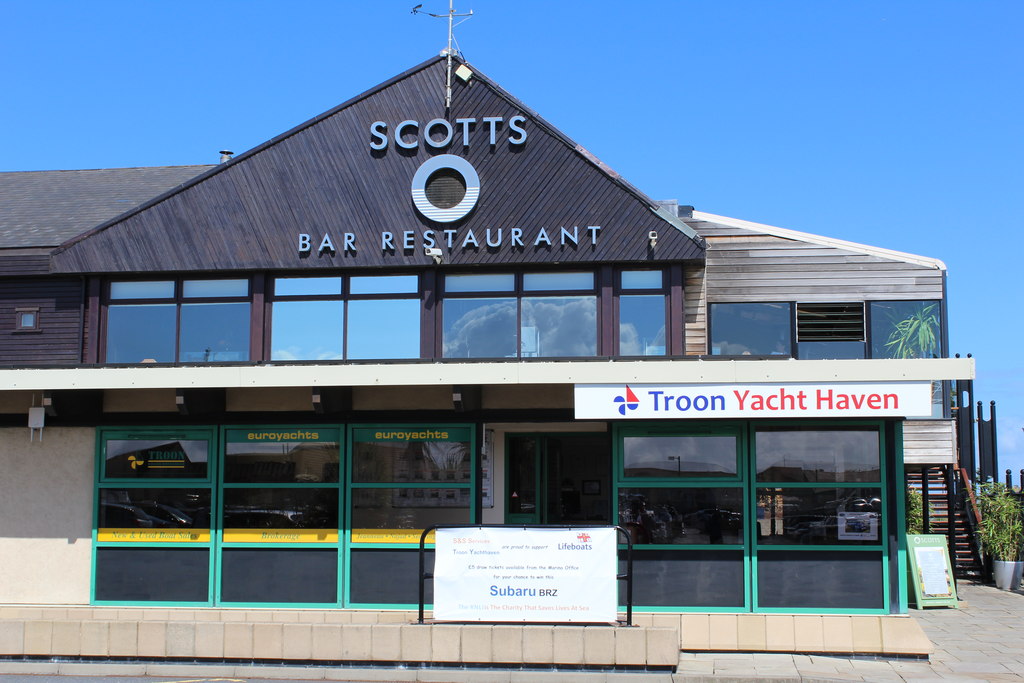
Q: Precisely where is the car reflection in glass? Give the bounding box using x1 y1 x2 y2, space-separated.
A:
100 502 175 528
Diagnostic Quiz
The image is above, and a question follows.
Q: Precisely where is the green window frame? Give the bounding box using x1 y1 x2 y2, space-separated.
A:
613 420 894 614
93 427 217 606
346 424 476 608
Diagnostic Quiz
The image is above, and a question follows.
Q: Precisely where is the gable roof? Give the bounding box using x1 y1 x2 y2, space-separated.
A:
0 166 213 249
50 56 704 274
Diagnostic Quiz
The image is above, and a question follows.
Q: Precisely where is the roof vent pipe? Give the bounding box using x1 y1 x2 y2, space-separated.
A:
219 150 234 163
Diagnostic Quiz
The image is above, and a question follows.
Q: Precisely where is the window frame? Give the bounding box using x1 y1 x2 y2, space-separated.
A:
101 277 252 365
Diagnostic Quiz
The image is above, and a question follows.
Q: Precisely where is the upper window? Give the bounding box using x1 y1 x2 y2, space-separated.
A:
105 279 250 364
711 300 943 361
269 274 420 361
15 307 40 332
710 303 791 356
442 271 597 359
869 300 942 359
618 270 666 356
796 302 865 360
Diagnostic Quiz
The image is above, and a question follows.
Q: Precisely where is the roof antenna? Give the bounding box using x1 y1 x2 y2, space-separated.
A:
412 0 473 111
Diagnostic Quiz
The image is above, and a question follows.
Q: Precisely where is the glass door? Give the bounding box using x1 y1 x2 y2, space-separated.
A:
505 434 611 525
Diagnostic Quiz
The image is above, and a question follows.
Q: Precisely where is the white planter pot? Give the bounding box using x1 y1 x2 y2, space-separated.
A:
992 560 1022 590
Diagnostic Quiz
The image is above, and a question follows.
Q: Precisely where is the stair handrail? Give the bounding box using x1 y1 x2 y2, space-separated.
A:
958 466 982 526
957 465 988 580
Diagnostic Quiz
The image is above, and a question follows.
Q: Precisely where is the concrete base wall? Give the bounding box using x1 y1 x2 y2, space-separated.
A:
0 427 94 604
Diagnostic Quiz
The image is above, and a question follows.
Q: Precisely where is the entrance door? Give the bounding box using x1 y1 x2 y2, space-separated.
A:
505 434 611 525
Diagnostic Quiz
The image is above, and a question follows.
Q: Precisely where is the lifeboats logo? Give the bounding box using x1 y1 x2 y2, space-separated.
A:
613 386 640 415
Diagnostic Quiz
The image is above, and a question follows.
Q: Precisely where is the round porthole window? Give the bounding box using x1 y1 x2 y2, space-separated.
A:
411 154 480 223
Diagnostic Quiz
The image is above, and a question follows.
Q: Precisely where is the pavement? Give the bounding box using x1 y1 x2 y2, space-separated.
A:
0 581 1022 682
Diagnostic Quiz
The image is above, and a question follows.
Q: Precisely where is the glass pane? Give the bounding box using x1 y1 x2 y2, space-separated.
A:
351 488 471 534
274 277 342 297
797 341 865 360
346 299 420 359
523 272 593 291
618 488 744 544
352 428 472 483
621 270 662 289
350 549 433 604
179 302 250 362
106 304 177 363
110 281 174 299
870 300 942 359
221 549 337 603
710 303 791 356
182 279 248 298
757 550 883 609
625 549 744 607
225 434 340 483
442 298 517 358
349 275 418 295
18 312 35 328
756 487 883 545
99 488 211 529
445 274 515 293
619 295 666 356
95 548 209 602
104 438 209 479
271 301 344 360
756 428 880 482
507 437 537 516
521 296 596 356
222 488 339 529
623 434 737 477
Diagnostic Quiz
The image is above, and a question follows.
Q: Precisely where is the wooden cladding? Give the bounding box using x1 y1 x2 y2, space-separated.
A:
0 277 83 365
51 58 702 275
694 221 943 303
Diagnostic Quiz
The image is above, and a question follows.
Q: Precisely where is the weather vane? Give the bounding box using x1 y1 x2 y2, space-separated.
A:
412 0 473 111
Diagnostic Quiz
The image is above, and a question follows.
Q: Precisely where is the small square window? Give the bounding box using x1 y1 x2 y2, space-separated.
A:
15 308 39 331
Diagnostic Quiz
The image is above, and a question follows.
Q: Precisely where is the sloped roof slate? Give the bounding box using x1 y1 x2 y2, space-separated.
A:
0 165 213 249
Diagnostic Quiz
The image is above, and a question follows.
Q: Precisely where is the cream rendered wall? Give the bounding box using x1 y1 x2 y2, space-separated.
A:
0 427 94 604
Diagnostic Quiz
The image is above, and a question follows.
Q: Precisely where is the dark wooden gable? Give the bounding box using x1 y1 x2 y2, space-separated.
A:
51 57 703 274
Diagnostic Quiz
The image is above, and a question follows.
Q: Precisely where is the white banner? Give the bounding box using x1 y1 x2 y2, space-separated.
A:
433 527 618 623
575 382 933 419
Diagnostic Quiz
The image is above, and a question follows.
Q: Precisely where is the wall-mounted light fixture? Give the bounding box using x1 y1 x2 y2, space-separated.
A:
648 230 658 249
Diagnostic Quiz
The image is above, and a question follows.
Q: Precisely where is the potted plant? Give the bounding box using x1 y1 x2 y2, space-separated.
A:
977 482 1024 590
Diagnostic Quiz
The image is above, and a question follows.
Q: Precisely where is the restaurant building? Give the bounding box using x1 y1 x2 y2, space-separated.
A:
0 54 971 637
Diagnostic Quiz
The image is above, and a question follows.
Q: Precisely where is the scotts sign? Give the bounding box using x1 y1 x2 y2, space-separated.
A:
298 115 602 256
574 382 935 419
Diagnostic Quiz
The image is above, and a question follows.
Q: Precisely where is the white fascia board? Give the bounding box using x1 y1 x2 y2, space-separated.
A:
692 211 947 271
0 358 974 392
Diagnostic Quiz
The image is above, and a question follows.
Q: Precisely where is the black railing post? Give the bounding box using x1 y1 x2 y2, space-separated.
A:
922 467 931 533
946 465 957 567
1006 469 1012 488
1019 469 1023 491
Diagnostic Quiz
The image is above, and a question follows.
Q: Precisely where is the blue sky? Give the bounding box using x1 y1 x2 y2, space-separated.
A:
2 1 1021 474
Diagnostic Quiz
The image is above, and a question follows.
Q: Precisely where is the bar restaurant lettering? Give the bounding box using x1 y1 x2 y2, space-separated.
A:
297 115 603 256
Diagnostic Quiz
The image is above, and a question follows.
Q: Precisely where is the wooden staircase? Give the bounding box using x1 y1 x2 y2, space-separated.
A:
906 466 985 579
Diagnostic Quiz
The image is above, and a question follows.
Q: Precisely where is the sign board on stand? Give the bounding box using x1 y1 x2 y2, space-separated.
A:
433 526 618 623
907 534 959 609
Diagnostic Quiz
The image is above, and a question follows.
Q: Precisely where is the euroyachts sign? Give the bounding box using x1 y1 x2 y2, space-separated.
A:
575 382 934 419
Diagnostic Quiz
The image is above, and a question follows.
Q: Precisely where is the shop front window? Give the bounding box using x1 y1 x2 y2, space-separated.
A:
94 428 215 604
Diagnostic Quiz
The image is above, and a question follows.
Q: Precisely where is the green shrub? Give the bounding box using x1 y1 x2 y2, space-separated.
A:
906 487 924 534
977 482 1024 562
